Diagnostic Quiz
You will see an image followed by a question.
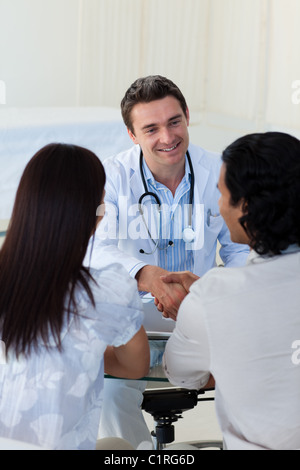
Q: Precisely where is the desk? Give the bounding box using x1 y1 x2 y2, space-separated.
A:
105 336 169 383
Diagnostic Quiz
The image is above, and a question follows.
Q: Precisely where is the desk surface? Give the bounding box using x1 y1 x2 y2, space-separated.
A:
105 336 169 382
105 366 169 383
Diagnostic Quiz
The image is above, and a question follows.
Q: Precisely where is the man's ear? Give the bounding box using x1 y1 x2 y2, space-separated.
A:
127 128 138 145
186 107 190 127
241 199 248 214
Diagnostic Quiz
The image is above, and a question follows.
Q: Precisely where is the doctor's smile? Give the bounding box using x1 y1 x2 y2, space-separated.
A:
158 142 180 152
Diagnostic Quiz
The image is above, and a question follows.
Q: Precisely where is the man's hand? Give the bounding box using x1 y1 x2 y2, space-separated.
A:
154 271 200 315
136 266 187 320
136 267 200 320
161 271 199 292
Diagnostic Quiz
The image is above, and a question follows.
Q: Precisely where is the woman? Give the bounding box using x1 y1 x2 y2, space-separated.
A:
0 143 149 450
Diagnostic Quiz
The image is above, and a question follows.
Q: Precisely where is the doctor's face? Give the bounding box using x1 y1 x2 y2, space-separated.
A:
127 96 190 173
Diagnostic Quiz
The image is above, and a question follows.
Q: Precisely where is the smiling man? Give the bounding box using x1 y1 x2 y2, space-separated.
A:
85 75 249 447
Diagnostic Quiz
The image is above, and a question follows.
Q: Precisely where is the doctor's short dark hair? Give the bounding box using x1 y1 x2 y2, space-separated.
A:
222 132 300 256
121 75 188 134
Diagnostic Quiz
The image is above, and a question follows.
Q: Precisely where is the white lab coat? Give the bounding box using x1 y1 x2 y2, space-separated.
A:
86 143 249 276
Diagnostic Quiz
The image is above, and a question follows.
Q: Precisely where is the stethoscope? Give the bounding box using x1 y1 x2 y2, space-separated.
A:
138 149 196 255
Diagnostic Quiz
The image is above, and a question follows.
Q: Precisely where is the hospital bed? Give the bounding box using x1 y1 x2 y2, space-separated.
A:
0 106 132 220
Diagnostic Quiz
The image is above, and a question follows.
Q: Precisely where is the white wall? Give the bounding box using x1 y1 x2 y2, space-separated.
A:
78 0 300 146
0 0 81 106
1 0 300 151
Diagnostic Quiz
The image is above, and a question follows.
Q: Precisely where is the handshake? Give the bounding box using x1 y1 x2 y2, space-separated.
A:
136 266 199 321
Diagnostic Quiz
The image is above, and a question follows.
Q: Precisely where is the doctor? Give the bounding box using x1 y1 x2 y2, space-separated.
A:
85 75 249 447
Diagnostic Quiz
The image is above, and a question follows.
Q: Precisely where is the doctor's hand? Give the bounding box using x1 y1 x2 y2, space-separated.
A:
154 271 200 316
161 271 199 292
136 266 187 321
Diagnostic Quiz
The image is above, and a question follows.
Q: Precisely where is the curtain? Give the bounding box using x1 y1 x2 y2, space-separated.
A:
266 0 300 130
77 0 300 134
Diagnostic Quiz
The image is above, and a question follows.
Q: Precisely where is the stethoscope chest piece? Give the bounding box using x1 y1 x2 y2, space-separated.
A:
182 226 196 243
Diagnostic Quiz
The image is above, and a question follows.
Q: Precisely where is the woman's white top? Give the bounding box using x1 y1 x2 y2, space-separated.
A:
0 264 143 450
163 250 300 450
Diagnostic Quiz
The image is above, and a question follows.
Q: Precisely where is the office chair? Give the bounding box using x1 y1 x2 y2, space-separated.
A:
142 367 223 450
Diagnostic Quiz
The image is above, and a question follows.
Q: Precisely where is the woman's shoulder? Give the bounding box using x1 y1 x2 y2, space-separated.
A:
78 263 143 346
85 263 141 309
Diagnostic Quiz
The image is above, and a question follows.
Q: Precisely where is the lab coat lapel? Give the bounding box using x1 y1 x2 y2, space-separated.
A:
191 151 210 258
129 160 159 265
191 152 211 204
129 167 144 204
192 154 210 218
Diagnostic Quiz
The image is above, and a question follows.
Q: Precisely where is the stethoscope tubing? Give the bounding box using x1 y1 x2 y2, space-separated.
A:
138 149 195 253
139 149 194 211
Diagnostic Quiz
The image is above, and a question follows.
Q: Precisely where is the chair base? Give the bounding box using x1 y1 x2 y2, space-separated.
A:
174 440 223 450
151 427 223 450
166 440 223 450
142 387 222 450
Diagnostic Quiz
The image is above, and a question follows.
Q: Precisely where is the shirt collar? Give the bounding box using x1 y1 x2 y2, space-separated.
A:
142 154 191 189
247 244 300 265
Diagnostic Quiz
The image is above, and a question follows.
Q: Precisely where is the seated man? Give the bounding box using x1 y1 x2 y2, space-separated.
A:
163 131 300 450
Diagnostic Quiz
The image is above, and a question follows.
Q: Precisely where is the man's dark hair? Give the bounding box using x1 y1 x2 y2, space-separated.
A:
222 132 300 255
121 75 188 134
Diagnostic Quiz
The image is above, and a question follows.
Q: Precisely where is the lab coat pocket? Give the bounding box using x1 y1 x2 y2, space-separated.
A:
204 214 223 254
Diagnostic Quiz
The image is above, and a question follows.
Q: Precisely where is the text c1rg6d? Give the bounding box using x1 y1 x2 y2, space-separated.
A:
148 454 195 465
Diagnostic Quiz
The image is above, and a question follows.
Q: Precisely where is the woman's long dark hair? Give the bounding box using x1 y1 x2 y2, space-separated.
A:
0 143 106 357
222 132 300 255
